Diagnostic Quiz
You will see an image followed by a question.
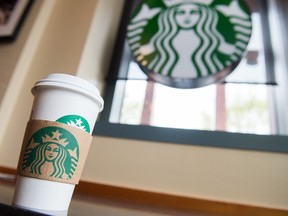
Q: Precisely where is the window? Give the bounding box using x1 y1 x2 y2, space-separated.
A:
94 0 288 153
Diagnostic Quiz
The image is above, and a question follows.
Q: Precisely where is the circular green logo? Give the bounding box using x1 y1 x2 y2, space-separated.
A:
22 127 79 180
127 0 252 88
56 115 90 133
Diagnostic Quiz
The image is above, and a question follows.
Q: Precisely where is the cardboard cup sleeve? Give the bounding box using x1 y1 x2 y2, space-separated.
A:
17 120 92 185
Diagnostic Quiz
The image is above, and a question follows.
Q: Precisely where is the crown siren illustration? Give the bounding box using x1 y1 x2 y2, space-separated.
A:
20 124 81 183
127 0 252 88
163 0 214 7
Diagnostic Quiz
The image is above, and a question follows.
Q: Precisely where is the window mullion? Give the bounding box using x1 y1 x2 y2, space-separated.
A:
215 84 226 131
141 81 155 125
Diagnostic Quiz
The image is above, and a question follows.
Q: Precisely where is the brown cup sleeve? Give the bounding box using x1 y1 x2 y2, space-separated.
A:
17 120 93 184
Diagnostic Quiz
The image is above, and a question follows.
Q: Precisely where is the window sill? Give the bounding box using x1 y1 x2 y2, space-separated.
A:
93 121 288 154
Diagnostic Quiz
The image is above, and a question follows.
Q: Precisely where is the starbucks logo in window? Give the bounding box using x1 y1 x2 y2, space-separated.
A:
22 127 79 180
127 0 252 88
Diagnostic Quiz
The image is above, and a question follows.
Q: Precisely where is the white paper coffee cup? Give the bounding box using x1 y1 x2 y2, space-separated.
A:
12 73 104 215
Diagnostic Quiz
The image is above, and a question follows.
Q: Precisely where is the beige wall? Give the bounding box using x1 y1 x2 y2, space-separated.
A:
0 0 287 211
0 0 101 166
83 137 288 209
0 0 42 103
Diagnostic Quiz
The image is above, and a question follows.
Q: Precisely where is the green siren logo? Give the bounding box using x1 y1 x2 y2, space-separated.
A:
56 115 90 133
127 0 252 87
22 127 79 180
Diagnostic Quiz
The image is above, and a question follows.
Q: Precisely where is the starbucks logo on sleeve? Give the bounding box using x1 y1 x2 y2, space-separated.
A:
21 127 79 181
127 0 252 88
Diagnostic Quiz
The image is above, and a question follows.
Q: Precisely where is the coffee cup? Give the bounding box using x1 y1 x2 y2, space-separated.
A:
12 73 104 215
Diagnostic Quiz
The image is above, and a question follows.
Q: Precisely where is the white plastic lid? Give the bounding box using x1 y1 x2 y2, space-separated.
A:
32 73 104 111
